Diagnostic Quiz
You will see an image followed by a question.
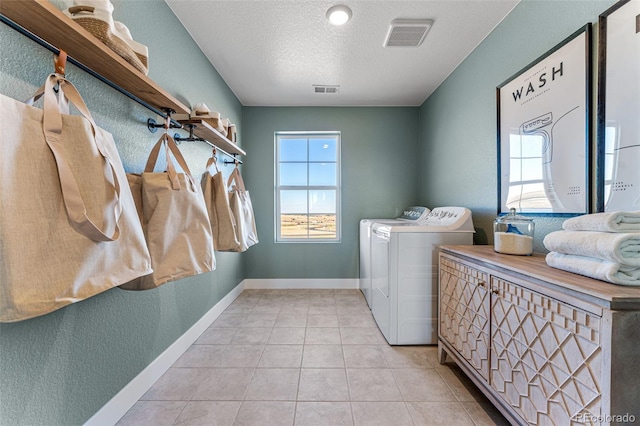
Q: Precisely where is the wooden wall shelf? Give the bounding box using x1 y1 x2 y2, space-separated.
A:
177 119 246 156
0 0 189 114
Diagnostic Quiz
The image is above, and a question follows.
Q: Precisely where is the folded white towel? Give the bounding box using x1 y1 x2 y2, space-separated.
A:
545 252 640 286
543 230 640 267
563 211 640 233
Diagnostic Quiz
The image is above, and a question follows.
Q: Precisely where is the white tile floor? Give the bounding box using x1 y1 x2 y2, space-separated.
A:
117 289 509 426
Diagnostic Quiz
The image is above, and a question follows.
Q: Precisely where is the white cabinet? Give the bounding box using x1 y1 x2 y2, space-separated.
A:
438 246 640 426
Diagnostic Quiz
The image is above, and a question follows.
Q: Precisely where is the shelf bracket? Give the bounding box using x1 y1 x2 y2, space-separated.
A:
172 124 243 165
223 155 241 166
173 124 206 143
147 108 182 133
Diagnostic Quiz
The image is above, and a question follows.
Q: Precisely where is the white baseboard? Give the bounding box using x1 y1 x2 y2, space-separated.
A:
84 278 358 425
242 278 359 290
84 281 245 426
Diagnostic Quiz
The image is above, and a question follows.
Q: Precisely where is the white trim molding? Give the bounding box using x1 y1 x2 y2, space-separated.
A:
84 282 245 426
242 278 359 290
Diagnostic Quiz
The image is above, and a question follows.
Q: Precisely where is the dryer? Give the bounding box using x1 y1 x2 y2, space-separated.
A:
359 207 430 308
371 207 474 345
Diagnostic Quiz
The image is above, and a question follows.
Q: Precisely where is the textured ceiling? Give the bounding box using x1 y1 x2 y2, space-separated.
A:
166 0 520 107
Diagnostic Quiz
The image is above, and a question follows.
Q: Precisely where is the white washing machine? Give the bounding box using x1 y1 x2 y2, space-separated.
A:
371 207 474 345
359 207 430 308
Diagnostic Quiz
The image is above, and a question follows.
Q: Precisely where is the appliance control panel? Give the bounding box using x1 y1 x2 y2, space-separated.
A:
399 206 431 221
423 207 473 229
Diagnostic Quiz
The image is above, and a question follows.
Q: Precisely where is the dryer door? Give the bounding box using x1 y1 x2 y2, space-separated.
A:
359 220 373 308
371 226 391 342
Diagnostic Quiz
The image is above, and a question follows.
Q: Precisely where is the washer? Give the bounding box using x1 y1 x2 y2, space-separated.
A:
359 207 430 308
370 207 474 345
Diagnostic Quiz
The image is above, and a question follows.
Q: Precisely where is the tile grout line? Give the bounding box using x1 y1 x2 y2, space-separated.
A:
121 289 505 425
234 292 273 425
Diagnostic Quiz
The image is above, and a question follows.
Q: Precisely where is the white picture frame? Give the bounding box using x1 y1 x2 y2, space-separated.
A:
597 0 640 212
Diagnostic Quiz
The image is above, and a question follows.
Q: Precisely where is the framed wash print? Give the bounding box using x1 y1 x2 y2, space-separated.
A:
497 24 592 215
597 0 640 212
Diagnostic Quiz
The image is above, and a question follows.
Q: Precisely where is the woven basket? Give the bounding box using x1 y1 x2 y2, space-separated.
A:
114 21 148 70
72 17 148 74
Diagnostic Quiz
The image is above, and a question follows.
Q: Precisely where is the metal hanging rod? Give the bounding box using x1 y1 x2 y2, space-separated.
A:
0 14 182 128
173 124 243 165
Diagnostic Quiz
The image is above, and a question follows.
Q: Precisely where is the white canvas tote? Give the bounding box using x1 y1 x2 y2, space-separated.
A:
201 153 241 252
0 74 152 322
122 132 215 290
227 166 259 252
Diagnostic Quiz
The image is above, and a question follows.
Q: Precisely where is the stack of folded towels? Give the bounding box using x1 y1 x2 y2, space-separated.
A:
543 211 640 286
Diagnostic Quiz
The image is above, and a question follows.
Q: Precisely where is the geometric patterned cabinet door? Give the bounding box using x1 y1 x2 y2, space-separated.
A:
438 246 640 426
490 277 602 425
439 255 490 380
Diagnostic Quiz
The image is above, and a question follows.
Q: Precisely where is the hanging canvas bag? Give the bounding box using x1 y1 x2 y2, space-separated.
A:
201 152 241 252
122 132 215 290
0 73 152 322
228 165 259 252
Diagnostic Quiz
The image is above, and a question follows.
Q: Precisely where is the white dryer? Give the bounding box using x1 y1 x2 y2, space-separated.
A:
371 207 474 345
359 207 430 308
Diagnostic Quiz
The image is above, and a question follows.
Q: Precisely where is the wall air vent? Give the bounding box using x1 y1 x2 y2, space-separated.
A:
313 85 339 94
384 19 433 47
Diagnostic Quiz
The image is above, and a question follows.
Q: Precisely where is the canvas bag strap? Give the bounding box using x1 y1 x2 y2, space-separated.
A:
41 73 122 242
204 149 220 174
165 133 198 191
26 86 70 115
144 133 196 191
26 85 70 115
26 52 70 113
227 166 246 192
145 132 181 190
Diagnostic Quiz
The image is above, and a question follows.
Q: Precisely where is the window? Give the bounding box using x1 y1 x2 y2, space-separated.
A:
505 132 550 210
275 132 341 242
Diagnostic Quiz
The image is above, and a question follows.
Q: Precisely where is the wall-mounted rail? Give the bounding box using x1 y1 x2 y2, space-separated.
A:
0 0 188 121
1 0 247 161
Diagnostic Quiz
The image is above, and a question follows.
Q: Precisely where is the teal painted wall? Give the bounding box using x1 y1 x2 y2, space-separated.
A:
0 1 244 424
0 0 622 424
418 0 616 251
242 107 420 278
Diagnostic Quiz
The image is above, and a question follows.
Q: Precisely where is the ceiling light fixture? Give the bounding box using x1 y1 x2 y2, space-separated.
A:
326 5 352 26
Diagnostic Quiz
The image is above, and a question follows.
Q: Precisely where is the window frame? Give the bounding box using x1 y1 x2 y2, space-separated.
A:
275 131 341 243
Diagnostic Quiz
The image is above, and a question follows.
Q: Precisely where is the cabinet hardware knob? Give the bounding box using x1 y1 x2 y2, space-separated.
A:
478 282 486 288
492 289 499 295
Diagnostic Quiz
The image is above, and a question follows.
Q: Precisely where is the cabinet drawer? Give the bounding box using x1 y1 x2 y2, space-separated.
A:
439 255 490 380
490 276 602 425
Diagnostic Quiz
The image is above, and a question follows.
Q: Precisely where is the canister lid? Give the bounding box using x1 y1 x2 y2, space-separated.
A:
496 208 534 225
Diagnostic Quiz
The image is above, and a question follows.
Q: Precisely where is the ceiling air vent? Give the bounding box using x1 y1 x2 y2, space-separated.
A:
313 85 339 94
384 19 434 48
